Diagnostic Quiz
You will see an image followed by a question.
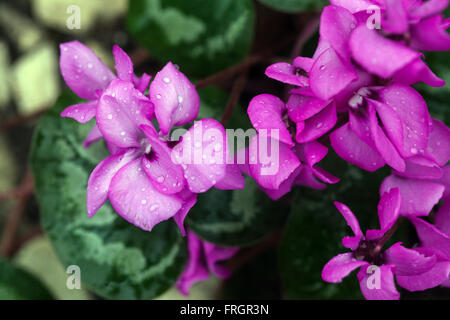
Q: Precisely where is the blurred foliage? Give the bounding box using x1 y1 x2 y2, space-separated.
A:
0 257 53 300
257 0 328 13
156 276 221 300
126 0 255 77
30 91 187 299
14 236 91 300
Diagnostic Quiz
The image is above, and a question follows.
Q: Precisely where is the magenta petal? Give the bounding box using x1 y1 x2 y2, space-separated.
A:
369 107 406 172
371 100 404 156
378 188 401 232
428 119 450 166
248 135 301 190
409 0 449 20
393 58 445 87
173 189 197 237
410 217 450 259
203 242 239 279
319 5 357 59
310 48 358 101
137 73 151 93
173 119 228 193
248 94 293 147
358 264 400 300
385 243 437 276
410 15 450 51
86 150 138 218
287 92 329 122
97 80 153 148
113 45 134 82
394 156 443 180
330 124 385 172
59 41 115 100
292 57 315 73
140 125 185 195
322 253 368 283
265 62 308 86
296 104 337 143
150 62 200 134
329 0 373 13
83 124 103 148
61 101 97 124
380 175 444 217
295 166 327 191
349 26 420 78
214 164 245 190
378 84 431 158
396 261 450 292
295 141 328 166
108 158 183 231
176 232 210 296
263 166 302 200
334 201 363 238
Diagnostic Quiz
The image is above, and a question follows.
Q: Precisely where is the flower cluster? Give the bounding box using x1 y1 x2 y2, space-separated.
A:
239 0 450 299
59 42 243 293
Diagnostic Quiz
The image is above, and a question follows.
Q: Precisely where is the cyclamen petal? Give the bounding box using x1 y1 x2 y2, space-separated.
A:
83 124 103 148
396 261 450 292
248 135 301 190
349 25 420 78
377 188 401 232
203 242 239 278
140 125 185 195
330 123 385 172
173 190 197 237
334 201 364 238
87 149 139 218
309 48 358 101
380 175 444 216
150 62 200 134
410 14 450 51
385 243 437 276
319 5 357 59
174 119 228 193
409 0 449 20
113 45 134 82
214 164 245 190
108 158 183 232
357 264 400 300
176 232 210 296
265 62 309 86
287 91 329 123
382 0 409 34
248 94 294 147
296 103 337 143
378 84 430 158
410 217 450 259
329 0 373 13
428 119 450 166
61 101 98 124
322 252 368 283
60 41 115 100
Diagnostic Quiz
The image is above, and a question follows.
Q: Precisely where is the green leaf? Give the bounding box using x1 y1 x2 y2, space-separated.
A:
279 157 386 299
187 177 288 247
30 91 187 300
257 0 327 13
0 257 53 299
126 0 255 77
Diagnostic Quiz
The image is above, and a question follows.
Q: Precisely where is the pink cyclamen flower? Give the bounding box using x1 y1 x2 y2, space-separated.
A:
322 188 445 300
176 231 239 296
59 41 151 147
240 94 338 200
86 76 243 233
